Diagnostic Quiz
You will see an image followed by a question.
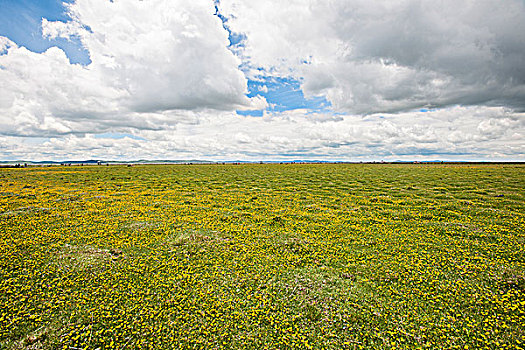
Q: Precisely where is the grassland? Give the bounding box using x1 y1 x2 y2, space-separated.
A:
0 164 524 349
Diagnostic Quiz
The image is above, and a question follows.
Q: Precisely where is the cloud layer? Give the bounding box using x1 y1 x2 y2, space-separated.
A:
221 0 525 114
1 106 523 161
0 0 524 160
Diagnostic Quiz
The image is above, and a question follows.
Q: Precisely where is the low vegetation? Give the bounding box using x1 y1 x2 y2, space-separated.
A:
0 164 523 349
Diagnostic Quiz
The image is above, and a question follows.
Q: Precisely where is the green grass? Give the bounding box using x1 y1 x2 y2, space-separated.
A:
0 164 524 349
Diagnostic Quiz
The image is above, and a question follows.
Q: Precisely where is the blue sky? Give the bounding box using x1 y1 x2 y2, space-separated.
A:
212 3 332 116
238 78 331 116
0 0 90 64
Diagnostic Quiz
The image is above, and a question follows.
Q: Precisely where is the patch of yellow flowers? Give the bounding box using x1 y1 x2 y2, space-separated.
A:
0 164 523 349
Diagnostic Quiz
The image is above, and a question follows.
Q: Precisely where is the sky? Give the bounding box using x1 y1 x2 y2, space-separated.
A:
0 0 524 161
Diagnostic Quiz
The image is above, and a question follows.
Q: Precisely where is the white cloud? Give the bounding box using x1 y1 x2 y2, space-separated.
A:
1 106 523 161
0 0 265 138
41 18 85 41
59 0 265 112
220 0 525 113
0 39 124 136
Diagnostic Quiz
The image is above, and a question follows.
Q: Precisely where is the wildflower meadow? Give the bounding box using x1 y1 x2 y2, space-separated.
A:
0 164 523 349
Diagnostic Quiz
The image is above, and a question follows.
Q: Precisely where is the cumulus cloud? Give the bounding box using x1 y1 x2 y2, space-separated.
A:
220 0 525 113
0 38 124 136
0 0 265 137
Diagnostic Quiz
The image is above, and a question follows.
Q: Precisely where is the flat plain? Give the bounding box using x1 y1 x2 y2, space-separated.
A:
0 164 523 349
